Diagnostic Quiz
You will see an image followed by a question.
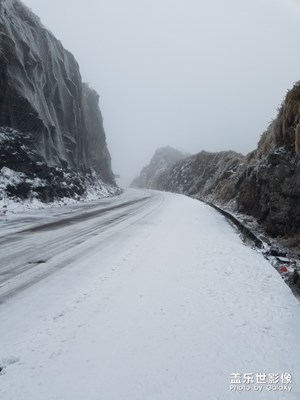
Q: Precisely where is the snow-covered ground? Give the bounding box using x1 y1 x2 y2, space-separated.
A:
0 165 122 215
0 190 299 400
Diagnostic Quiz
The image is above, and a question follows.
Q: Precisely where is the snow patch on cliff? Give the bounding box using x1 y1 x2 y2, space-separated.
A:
0 166 121 215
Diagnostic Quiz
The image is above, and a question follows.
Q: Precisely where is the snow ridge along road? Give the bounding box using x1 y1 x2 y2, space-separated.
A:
0 189 299 400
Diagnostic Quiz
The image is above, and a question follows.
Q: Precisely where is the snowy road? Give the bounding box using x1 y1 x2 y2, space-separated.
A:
0 190 299 400
0 190 161 302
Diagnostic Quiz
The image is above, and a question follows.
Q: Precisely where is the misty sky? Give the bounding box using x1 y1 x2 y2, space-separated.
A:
22 0 300 186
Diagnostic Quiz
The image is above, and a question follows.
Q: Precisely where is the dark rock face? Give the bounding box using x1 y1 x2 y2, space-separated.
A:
233 83 300 237
131 146 188 189
236 128 300 236
0 127 114 202
82 84 115 184
158 150 244 201
133 149 245 205
0 0 118 201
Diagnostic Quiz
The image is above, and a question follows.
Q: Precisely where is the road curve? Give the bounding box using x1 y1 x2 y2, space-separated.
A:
0 190 164 303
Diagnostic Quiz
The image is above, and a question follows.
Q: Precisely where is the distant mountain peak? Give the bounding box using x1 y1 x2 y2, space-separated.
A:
130 147 188 189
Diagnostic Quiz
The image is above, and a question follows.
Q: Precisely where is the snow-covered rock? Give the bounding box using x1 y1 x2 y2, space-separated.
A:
0 0 120 204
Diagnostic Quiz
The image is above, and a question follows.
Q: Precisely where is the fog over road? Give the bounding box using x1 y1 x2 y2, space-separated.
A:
0 190 299 400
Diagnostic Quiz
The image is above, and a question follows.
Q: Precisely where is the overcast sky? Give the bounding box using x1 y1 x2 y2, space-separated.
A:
22 0 300 186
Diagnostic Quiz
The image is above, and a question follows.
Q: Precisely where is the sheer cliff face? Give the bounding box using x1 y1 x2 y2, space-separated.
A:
236 83 300 237
0 0 116 190
82 84 115 184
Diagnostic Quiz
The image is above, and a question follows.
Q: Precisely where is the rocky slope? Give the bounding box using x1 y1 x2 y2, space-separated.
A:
156 150 245 201
131 146 188 189
0 0 120 203
234 84 300 239
133 82 300 246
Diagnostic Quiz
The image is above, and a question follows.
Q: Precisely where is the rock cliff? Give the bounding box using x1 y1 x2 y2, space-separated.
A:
156 150 245 201
0 0 119 202
236 83 300 238
133 83 300 243
131 146 188 189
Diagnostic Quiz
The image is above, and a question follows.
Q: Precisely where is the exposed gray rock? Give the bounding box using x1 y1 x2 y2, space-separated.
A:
82 83 115 184
236 145 300 237
0 0 119 201
158 150 244 202
234 82 300 237
131 146 188 189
